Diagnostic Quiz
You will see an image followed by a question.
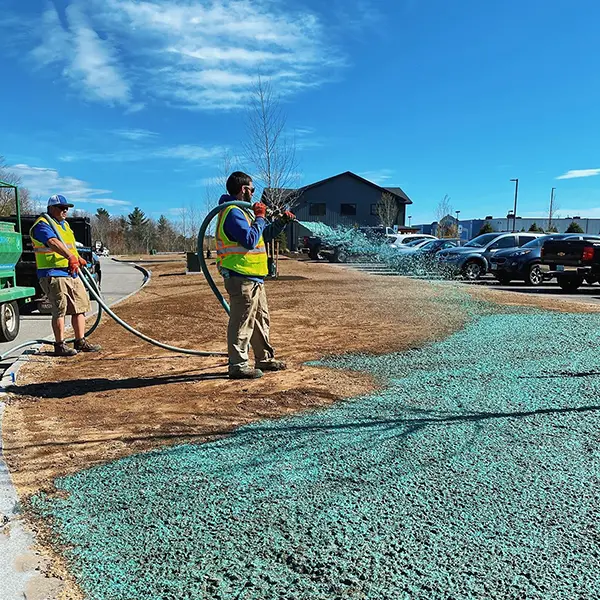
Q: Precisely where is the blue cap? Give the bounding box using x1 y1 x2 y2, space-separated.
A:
47 194 74 208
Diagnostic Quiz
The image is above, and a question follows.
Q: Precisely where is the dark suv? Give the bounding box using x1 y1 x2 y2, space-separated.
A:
489 234 600 285
436 232 544 280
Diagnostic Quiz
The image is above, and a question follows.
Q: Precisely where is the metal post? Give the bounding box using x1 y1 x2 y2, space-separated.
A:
510 179 519 232
548 187 555 231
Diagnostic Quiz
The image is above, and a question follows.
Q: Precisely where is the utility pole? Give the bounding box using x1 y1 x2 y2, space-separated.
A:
548 187 555 231
510 178 519 232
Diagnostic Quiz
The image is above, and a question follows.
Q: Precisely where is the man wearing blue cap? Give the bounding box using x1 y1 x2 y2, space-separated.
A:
30 195 101 356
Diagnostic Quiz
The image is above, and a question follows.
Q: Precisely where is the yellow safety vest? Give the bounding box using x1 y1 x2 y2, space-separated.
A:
216 206 268 277
30 215 80 271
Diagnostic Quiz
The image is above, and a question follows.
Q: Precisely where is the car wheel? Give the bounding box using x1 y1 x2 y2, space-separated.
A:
334 249 348 263
584 275 598 286
557 274 583 293
0 301 19 342
526 263 544 286
463 260 483 280
308 249 320 260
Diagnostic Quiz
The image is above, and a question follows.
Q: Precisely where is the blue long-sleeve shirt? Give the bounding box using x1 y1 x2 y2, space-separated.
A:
218 194 286 282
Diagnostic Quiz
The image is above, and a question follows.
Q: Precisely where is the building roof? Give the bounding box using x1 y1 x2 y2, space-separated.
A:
262 171 413 205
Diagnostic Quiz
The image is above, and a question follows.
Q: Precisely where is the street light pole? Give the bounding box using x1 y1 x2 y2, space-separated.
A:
548 187 556 231
510 178 519 232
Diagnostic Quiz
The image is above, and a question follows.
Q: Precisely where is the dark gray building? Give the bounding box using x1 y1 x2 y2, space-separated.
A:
266 171 413 250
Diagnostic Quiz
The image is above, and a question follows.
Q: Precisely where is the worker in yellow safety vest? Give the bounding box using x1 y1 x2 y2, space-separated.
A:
216 171 294 379
30 195 101 357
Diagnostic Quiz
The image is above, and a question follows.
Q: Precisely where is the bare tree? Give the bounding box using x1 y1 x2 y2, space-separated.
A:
435 194 457 237
0 157 34 215
376 192 399 228
548 189 561 232
243 77 300 212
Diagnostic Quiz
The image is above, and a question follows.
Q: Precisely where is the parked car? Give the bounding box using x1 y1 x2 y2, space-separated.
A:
489 234 600 286
393 238 464 274
436 232 544 280
540 235 600 291
387 234 437 248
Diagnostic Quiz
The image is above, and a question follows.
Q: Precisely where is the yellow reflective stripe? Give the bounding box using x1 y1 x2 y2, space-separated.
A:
217 247 266 256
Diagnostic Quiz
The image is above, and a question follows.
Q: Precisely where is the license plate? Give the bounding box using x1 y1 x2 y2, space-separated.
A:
556 265 564 271
490 265 497 270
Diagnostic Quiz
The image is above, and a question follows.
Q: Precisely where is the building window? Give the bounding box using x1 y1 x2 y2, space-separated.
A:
309 203 326 216
370 204 378 216
341 203 357 216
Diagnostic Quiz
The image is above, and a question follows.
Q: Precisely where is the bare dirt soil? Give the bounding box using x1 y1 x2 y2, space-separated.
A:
4 257 598 498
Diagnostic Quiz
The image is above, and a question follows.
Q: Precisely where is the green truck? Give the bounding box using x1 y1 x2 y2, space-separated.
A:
0 180 38 341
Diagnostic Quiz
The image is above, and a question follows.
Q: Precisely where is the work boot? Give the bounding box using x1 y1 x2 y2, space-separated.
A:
256 359 287 372
74 338 102 353
229 366 264 379
54 342 77 357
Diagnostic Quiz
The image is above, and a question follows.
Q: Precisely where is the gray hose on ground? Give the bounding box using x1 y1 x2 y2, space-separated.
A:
197 200 253 315
78 267 225 357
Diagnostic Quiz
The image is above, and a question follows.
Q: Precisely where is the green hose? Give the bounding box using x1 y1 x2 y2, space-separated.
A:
196 200 253 315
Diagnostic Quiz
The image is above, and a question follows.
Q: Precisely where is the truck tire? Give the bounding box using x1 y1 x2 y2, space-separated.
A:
333 249 348 263
0 301 20 342
526 263 544 286
462 260 483 280
557 274 583 293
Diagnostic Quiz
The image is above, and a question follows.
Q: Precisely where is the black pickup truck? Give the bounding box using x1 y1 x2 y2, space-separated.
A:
540 235 600 291
6 214 101 312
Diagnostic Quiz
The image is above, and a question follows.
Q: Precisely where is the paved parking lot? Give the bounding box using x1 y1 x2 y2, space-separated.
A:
325 260 600 306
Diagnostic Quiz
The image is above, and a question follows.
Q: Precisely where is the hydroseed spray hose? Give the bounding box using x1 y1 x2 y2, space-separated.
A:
0 203 253 362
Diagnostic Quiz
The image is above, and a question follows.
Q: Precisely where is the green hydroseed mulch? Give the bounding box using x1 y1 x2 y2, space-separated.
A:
29 297 600 598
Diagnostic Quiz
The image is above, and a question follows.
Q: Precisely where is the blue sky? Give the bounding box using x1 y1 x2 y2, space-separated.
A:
1 0 600 224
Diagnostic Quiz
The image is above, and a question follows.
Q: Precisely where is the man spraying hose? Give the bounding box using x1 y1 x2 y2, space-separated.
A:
217 172 294 379
30 195 101 357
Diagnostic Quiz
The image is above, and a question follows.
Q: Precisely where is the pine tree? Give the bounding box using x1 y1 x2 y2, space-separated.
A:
566 221 584 233
478 222 494 235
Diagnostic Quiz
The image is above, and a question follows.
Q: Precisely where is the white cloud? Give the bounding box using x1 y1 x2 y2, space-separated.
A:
112 128 158 141
30 2 131 105
10 164 131 208
90 0 343 110
556 169 600 180
359 169 396 184
59 143 227 163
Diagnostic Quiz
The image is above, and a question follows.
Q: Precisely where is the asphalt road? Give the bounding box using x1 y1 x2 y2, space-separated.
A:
458 274 600 305
0 258 145 372
327 261 600 306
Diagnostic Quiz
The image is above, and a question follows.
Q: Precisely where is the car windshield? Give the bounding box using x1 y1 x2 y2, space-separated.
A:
403 238 426 247
418 240 438 250
464 233 501 248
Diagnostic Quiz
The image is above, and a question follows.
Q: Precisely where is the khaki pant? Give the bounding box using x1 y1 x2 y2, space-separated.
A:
224 277 275 369
40 276 90 318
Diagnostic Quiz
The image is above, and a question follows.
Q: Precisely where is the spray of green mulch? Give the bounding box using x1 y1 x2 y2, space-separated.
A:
298 222 447 276
28 231 600 600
